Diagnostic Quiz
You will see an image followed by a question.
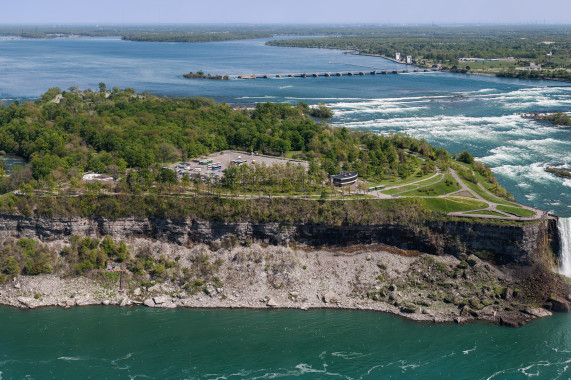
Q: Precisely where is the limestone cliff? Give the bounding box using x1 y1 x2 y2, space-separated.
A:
0 215 555 264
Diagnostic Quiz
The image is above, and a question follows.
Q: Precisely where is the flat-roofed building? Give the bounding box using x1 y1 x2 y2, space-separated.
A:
330 171 358 186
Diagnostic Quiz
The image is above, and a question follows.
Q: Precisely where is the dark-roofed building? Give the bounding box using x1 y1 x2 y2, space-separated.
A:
330 171 358 186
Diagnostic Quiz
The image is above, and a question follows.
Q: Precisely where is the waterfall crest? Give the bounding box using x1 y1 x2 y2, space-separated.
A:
559 217 571 278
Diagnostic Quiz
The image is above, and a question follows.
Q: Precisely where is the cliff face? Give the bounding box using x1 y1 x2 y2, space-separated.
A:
0 215 554 263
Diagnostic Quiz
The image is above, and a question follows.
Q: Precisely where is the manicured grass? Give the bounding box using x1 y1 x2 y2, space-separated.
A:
466 61 518 70
465 210 506 217
455 161 514 203
464 181 514 206
421 197 488 213
496 205 537 217
399 174 461 196
368 169 436 187
381 173 444 195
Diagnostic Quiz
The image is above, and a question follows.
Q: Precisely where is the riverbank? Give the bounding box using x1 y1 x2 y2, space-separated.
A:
1 239 568 327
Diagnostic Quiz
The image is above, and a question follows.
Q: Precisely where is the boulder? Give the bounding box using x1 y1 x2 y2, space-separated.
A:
548 296 570 313
133 288 141 296
266 298 278 307
102 300 110 306
523 308 552 318
153 296 168 305
119 298 129 307
17 297 36 309
400 304 418 314
66 299 76 308
204 286 216 297
14 283 21 290
322 291 337 304
75 298 91 306
499 317 521 327
143 298 155 307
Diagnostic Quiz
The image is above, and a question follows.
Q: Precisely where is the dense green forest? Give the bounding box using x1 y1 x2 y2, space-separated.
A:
0 87 449 193
0 86 521 222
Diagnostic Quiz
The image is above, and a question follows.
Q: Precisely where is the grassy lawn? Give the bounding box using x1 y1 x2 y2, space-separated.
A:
399 174 461 196
367 169 437 187
464 181 514 206
455 161 514 203
465 210 506 217
381 173 443 195
466 61 518 70
496 205 537 217
421 197 488 213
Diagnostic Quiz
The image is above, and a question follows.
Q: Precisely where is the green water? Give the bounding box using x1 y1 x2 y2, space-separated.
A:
0 306 569 379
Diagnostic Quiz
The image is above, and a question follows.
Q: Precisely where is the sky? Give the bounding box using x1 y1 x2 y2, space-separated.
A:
1 0 570 25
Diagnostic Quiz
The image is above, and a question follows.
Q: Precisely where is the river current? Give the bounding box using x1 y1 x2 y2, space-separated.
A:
0 36 570 379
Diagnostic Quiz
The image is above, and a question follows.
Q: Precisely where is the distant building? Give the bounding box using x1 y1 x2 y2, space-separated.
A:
330 171 358 187
406 55 412 64
395 53 401 61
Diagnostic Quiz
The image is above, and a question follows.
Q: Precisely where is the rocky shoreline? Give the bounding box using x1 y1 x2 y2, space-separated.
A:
1 240 568 327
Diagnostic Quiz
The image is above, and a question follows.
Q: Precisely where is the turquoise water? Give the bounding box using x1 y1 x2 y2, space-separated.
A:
0 306 570 379
0 37 570 378
0 36 569 216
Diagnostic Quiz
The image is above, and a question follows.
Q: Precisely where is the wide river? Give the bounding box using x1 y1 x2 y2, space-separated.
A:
0 36 570 379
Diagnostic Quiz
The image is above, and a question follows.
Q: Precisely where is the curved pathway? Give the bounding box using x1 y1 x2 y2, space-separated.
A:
445 168 545 221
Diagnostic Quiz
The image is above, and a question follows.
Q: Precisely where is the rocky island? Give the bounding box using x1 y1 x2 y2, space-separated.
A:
0 87 568 327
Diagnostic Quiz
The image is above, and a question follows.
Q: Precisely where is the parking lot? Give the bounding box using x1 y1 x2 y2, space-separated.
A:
167 150 308 181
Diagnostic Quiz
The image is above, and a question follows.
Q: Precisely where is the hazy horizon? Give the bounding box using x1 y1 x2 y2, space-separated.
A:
1 0 570 25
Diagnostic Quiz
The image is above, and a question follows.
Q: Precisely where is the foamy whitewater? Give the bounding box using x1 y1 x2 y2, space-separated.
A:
559 218 571 278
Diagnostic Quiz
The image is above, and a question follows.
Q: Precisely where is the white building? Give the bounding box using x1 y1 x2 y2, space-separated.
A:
406 55 412 64
395 53 401 61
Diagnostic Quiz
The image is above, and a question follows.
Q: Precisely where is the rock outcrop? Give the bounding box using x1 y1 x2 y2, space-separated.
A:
0 215 555 263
